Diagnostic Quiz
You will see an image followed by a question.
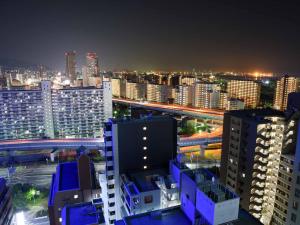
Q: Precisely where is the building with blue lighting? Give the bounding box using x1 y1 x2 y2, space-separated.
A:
100 116 178 224
0 178 13 225
61 201 105 225
115 163 261 225
48 154 100 225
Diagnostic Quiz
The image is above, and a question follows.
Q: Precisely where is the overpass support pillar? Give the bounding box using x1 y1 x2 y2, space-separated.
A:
200 145 206 158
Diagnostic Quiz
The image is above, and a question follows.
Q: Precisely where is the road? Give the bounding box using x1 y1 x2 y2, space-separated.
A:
0 138 104 151
113 98 224 119
0 162 105 187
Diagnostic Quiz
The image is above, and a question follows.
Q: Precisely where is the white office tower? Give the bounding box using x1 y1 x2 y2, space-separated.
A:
41 81 55 138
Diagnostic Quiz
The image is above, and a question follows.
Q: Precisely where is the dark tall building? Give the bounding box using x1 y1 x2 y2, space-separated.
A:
0 178 13 225
100 116 177 224
220 109 285 224
65 51 76 83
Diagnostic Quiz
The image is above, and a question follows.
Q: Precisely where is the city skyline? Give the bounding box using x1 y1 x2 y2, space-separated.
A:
1 1 300 73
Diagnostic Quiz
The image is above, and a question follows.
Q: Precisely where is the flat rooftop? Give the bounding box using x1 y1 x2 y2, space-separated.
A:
62 202 105 225
109 115 173 125
59 162 79 191
226 109 285 122
128 169 168 192
49 161 80 206
115 207 191 225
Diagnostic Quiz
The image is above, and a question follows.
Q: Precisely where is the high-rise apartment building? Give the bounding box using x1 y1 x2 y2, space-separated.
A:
0 89 46 139
273 75 297 111
120 80 145 100
100 116 177 224
65 51 76 83
192 82 220 109
86 52 99 77
82 52 100 87
227 79 261 108
175 85 192 106
271 154 294 225
111 78 121 97
0 80 112 140
227 98 245 111
0 178 13 225
220 109 286 224
146 83 170 103
181 76 196 86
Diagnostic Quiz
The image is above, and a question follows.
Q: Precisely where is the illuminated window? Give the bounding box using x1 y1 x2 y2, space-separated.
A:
144 195 153 204
143 146 147 150
59 218 62 222
143 156 147 160
143 126 147 130
143 136 147 140
74 194 78 199
144 165 147 169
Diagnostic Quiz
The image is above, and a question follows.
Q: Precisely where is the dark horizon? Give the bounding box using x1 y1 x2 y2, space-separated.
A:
1 0 300 74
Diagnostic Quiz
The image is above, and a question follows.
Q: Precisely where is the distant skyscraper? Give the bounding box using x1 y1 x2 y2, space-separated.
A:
273 75 297 111
65 51 76 83
86 52 99 77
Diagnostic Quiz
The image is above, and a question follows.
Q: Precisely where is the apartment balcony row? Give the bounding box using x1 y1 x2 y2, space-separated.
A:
254 156 268 165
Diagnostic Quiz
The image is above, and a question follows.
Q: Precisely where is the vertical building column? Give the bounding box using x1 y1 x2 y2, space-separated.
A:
41 81 55 138
103 80 113 120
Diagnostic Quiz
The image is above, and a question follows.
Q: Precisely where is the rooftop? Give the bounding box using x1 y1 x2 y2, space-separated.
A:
115 206 191 225
48 161 80 206
59 162 79 191
128 169 168 192
226 109 285 122
62 202 105 225
109 115 173 125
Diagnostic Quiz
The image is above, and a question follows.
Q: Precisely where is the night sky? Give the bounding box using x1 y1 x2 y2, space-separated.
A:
0 0 300 73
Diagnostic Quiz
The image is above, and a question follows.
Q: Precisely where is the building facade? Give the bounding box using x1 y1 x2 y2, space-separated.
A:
273 75 297 111
192 82 220 109
65 51 76 83
220 109 285 224
227 79 261 108
0 80 112 140
101 116 177 224
111 78 121 97
146 83 170 103
175 85 192 106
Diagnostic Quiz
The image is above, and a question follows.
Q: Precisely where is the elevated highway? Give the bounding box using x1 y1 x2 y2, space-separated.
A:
113 98 224 120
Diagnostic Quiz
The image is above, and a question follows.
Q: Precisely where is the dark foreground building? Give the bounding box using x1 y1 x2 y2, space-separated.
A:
0 178 13 225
